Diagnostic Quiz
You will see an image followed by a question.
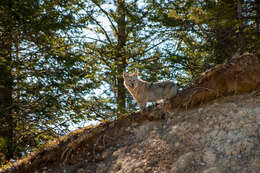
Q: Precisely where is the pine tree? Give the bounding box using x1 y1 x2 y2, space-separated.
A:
146 0 260 84
0 0 90 161
81 0 173 115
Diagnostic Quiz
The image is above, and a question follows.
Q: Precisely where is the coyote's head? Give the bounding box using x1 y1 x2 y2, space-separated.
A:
123 70 139 89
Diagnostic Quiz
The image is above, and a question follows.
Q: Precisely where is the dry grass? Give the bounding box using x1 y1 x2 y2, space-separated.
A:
165 53 260 112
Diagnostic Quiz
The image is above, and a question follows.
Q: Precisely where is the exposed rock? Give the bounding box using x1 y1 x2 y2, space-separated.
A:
248 158 260 173
174 152 202 173
203 167 222 173
203 149 216 166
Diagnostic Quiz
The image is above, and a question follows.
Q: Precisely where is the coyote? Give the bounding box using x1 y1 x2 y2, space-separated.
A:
123 69 178 111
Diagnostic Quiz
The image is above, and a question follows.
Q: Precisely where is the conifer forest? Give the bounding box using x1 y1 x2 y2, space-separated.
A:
0 0 259 164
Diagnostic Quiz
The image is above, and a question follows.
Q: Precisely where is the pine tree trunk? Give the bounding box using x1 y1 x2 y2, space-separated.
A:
215 0 237 63
0 0 15 160
236 0 243 52
256 0 260 35
116 0 127 113
0 32 15 160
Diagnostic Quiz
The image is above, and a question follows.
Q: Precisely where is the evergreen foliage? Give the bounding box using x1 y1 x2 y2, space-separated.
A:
147 0 260 84
0 0 91 162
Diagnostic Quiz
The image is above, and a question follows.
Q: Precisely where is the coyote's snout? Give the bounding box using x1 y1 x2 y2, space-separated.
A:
123 69 177 111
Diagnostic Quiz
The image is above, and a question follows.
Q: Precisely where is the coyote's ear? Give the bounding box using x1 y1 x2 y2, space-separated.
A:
122 72 127 77
134 69 139 75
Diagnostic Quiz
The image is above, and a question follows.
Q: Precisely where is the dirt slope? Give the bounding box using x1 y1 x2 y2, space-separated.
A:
0 53 260 173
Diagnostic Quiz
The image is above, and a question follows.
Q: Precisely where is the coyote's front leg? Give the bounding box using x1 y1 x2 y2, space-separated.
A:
137 101 146 112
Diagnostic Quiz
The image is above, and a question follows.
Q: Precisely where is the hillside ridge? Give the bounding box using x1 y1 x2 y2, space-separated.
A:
1 53 260 173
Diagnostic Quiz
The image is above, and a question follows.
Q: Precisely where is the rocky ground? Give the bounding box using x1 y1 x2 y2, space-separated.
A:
93 92 260 173
1 91 259 173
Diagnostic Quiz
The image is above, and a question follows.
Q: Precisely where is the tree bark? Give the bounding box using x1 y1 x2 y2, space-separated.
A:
256 0 260 35
0 0 15 160
116 0 127 113
215 0 237 63
236 0 243 53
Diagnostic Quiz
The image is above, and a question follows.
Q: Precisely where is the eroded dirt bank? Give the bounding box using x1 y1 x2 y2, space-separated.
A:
1 53 260 173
